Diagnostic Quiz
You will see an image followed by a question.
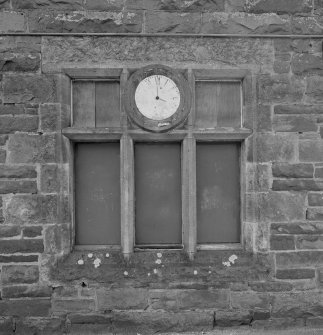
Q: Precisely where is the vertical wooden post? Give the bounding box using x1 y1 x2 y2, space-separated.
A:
121 134 134 257
182 135 196 259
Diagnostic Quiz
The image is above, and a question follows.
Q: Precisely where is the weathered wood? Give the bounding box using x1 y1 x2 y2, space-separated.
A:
72 81 95 127
196 143 240 244
74 143 121 245
95 81 121 127
64 68 122 79
135 143 182 246
195 81 241 129
182 135 196 257
121 134 134 255
193 69 249 80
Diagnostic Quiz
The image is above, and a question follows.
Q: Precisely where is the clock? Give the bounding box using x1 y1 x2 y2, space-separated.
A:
124 64 191 132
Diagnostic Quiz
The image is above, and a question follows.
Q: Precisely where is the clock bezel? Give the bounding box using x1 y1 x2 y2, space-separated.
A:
124 64 191 132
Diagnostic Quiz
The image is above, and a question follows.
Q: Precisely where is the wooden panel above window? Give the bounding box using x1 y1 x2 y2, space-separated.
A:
195 81 241 129
73 81 120 128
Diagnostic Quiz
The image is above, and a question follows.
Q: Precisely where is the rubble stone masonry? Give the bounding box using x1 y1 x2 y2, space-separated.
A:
0 0 323 333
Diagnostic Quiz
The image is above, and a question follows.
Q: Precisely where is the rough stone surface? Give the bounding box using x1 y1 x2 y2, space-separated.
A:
0 225 21 238
23 225 43 238
271 222 323 235
52 299 95 313
0 255 38 263
250 134 297 163
272 180 323 191
28 10 143 33
296 236 323 249
307 208 323 221
12 0 84 9
41 37 274 72
274 104 323 115
0 180 37 194
272 163 314 178
3 74 56 104
270 235 295 250
0 239 44 254
306 76 323 103
245 0 313 14
2 265 39 284
276 268 316 280
4 194 59 224
7 134 58 164
276 251 323 268
308 193 323 206
0 115 39 134
273 115 317 132
0 299 51 317
0 12 25 32
40 164 68 193
292 54 323 75
0 165 37 178
299 141 323 162
0 52 40 72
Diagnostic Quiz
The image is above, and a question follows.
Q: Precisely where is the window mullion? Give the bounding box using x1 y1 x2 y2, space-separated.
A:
121 134 134 257
182 135 196 259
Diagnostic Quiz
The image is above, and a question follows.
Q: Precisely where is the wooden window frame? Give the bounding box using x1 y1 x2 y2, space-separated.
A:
62 67 252 258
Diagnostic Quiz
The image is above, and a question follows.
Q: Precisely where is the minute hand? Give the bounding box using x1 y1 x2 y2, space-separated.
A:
158 97 167 102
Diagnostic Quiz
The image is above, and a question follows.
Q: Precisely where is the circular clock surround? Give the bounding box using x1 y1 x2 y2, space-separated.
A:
124 64 191 132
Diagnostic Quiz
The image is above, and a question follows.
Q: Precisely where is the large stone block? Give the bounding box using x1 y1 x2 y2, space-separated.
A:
0 165 36 178
202 12 290 35
13 317 66 335
2 265 39 284
0 36 41 53
256 105 272 132
97 288 149 310
52 299 95 313
135 0 225 11
4 194 59 224
248 281 293 292
246 163 271 192
231 291 272 310
12 0 84 9
272 180 323 191
258 74 305 103
149 289 229 310
41 36 274 71
7 134 58 163
0 105 24 115
273 115 317 132
272 291 323 318
306 76 323 103
250 133 297 163
296 235 323 249
270 235 295 250
276 268 315 279
44 224 70 254
272 163 314 178
271 222 323 235
146 11 201 33
307 207 323 220
308 192 323 206
299 140 323 162
0 52 40 72
40 103 69 132
276 251 323 268
0 135 8 145
245 0 312 14
0 115 39 134
85 0 124 11
0 180 37 194
0 150 6 163
274 104 323 115
0 239 44 254
0 225 20 237
0 255 38 263
0 299 51 317
40 164 68 193
291 16 323 35
3 74 56 104
28 10 143 33
0 11 25 32
23 225 43 237
291 53 323 75
257 191 306 222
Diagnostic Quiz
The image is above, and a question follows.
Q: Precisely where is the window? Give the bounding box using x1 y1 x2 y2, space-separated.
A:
63 68 251 256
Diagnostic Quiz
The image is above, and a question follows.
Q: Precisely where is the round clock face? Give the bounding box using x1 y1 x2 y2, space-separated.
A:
124 64 191 132
135 75 181 121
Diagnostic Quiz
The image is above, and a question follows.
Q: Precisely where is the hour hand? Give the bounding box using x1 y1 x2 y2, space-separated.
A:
158 97 167 102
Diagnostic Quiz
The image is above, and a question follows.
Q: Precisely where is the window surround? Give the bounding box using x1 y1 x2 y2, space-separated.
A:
62 67 253 258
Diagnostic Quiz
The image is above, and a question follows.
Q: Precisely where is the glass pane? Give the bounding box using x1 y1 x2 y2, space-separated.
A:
135 143 182 246
197 143 240 243
75 143 120 245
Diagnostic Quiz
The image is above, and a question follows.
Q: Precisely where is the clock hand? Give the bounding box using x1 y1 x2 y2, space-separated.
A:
158 97 167 102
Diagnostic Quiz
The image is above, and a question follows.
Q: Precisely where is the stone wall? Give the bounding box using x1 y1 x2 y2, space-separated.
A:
1 0 323 333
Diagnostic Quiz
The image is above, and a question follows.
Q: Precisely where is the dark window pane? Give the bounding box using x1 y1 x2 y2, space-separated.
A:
197 143 240 243
195 81 241 128
75 143 120 245
135 143 182 246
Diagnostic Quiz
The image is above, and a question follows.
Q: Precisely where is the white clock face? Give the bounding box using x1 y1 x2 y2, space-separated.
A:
135 75 181 121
